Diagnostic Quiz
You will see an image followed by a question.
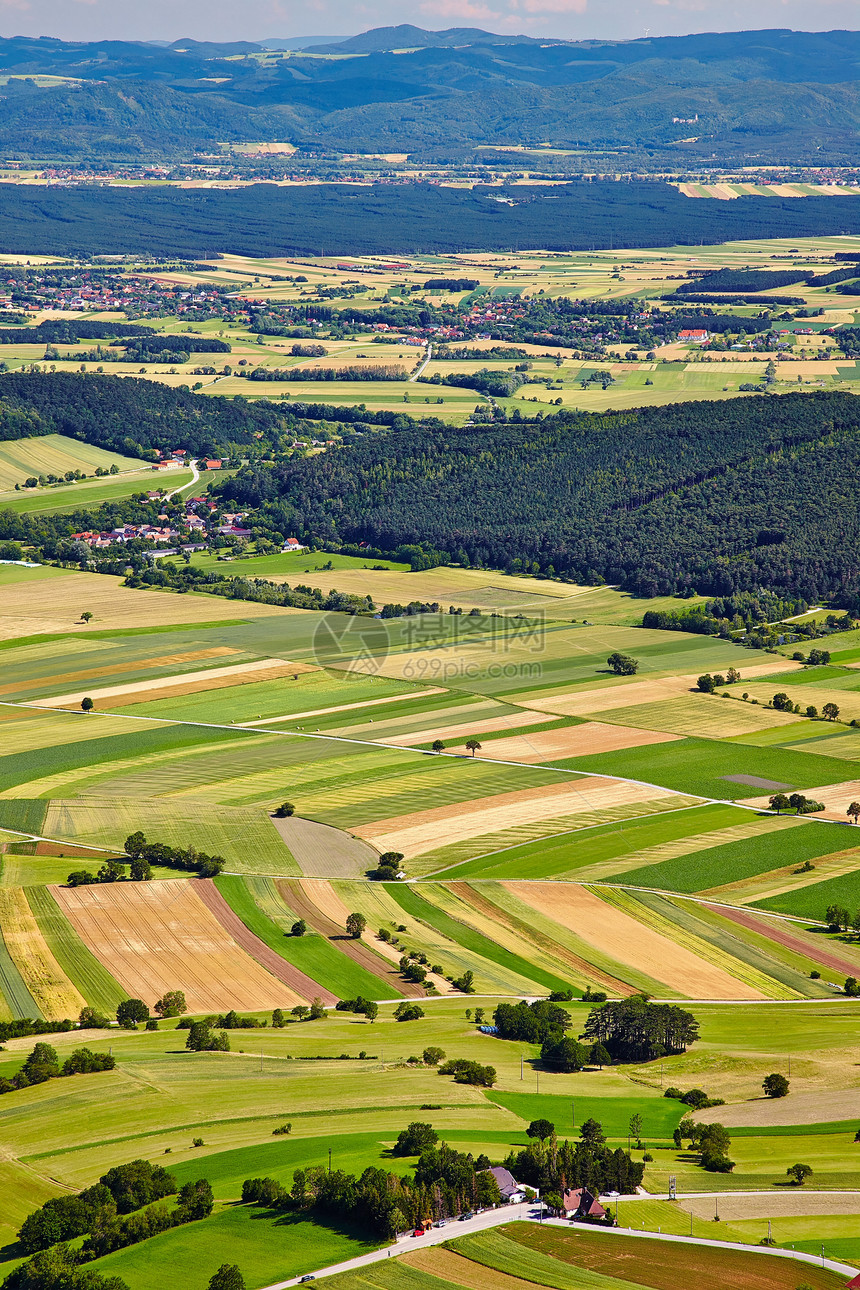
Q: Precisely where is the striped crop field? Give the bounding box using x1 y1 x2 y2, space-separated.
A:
52 879 305 1013
26 885 126 1015
0 886 86 1018
427 801 752 882
329 879 547 996
217 875 395 1001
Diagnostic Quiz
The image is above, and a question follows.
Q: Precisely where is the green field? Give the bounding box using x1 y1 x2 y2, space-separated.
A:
0 433 146 490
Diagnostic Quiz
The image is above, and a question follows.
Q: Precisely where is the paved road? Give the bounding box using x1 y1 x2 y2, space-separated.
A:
409 343 433 381
259 1205 860 1289
165 457 200 499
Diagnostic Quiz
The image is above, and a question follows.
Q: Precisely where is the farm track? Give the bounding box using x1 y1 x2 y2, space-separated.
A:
196 879 338 1006
277 878 424 998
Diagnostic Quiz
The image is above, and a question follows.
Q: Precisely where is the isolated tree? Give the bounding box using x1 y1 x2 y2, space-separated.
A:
81 697 94 713
154 991 187 1018
786 1163 813 1186
465 739 482 757
346 912 366 939
274 802 295 818
431 739 446 754
291 919 307 937
80 611 94 624
607 652 638 676
768 793 790 815
845 976 860 997
527 1119 556 1141
788 793 808 814
848 802 860 825
806 705 819 719
697 674 716 693
762 1072 790 1098
308 997 326 1019
771 692 792 712
363 1000 379 1022
117 998 149 1028
422 1046 445 1065
823 702 840 721
208 1265 245 1290
629 1112 644 1147
271 1009 285 1028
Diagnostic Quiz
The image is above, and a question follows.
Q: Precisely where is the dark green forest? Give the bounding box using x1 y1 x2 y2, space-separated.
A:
216 390 860 603
0 183 859 258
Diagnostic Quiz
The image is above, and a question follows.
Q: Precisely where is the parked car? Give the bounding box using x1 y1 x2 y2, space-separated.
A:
412 1228 425 1238
299 1277 316 1284
435 1220 448 1228
460 1212 474 1221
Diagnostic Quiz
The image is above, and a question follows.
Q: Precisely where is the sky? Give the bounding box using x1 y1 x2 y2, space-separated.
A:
0 0 857 44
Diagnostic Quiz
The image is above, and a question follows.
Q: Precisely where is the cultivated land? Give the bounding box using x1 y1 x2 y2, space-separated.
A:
6 269 860 1286
2 236 860 427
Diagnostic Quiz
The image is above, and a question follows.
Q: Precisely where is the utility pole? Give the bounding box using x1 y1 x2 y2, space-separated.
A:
521 1054 523 1081
572 1100 575 1131
328 1147 332 1174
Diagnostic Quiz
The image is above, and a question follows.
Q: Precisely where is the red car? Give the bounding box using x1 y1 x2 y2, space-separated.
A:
412 1229 425 1238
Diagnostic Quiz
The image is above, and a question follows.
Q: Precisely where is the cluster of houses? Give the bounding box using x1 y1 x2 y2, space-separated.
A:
2 270 229 317
72 490 306 557
487 1167 608 1222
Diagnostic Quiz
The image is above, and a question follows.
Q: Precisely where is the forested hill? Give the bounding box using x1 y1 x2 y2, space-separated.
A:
0 372 289 460
216 392 860 604
0 28 859 161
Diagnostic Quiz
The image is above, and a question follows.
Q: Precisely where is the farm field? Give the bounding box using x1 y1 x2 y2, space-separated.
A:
5 438 860 1288
0 433 146 490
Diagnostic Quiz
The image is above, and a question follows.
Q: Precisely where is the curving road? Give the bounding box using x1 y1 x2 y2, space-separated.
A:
165 458 200 500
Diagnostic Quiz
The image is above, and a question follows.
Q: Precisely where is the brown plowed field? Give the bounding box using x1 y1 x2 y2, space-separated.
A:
277 878 422 997
704 903 860 977
195 879 336 1005
510 884 763 999
506 1222 845 1290
53 878 302 1013
448 881 634 995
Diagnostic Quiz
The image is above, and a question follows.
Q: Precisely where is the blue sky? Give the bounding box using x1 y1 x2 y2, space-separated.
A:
0 0 856 44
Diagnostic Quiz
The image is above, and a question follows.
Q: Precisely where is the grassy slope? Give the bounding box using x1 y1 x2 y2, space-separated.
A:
486 1090 685 1140
90 1205 382 1290
754 871 860 919
437 804 745 881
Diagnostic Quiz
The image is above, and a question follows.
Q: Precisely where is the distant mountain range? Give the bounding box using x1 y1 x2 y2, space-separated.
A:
0 27 857 163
